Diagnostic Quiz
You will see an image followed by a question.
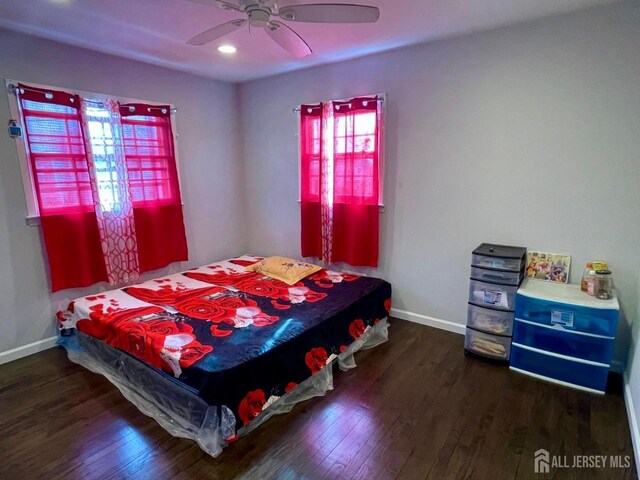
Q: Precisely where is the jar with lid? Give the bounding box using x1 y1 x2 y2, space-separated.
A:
595 270 613 300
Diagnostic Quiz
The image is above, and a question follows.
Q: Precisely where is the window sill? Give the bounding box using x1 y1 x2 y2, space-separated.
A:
296 200 385 213
25 202 187 226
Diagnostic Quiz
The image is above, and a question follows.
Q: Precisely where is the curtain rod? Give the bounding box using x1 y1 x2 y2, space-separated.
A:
7 82 178 114
8 82 71 101
292 96 384 113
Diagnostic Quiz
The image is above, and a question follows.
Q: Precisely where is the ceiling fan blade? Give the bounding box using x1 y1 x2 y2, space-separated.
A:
278 3 380 23
185 0 241 12
265 21 312 58
187 19 247 45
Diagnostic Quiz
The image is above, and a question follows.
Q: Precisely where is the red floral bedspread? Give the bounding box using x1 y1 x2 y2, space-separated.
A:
57 255 392 430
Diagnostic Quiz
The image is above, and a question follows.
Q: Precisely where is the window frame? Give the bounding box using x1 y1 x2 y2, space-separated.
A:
119 108 182 207
298 108 323 203
296 93 386 209
4 78 183 225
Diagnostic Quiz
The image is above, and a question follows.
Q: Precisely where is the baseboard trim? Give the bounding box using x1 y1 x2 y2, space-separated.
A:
0 336 58 366
624 373 640 474
391 308 465 335
612 359 625 374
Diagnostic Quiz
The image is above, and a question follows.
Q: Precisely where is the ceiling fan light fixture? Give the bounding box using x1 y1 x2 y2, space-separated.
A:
217 44 237 54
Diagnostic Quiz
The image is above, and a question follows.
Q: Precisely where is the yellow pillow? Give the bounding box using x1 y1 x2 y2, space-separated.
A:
245 256 322 285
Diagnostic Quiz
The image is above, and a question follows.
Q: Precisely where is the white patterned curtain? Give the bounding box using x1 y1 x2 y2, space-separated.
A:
320 101 334 264
81 98 140 285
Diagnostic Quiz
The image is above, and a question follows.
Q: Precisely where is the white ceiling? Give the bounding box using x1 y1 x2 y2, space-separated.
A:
0 0 619 83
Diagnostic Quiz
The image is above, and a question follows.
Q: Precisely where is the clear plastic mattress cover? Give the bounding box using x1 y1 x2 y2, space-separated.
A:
58 317 389 458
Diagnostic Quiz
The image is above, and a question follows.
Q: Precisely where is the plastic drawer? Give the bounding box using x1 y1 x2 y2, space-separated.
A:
465 328 511 360
513 319 614 365
469 279 517 311
467 303 514 336
471 254 522 272
470 266 521 286
514 294 618 337
510 343 609 393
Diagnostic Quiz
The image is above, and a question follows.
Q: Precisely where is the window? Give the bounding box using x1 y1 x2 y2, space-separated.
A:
20 96 93 215
333 109 378 204
300 108 322 201
6 80 188 291
299 96 384 207
84 105 122 212
121 111 179 205
298 95 384 268
5 80 182 220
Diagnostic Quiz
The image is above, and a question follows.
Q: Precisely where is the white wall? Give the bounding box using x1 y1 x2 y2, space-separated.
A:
625 281 640 467
0 29 246 355
238 1 640 367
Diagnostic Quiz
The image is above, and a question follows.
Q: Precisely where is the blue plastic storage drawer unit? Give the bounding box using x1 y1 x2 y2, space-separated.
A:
515 294 618 337
510 343 610 393
510 278 619 393
512 319 614 364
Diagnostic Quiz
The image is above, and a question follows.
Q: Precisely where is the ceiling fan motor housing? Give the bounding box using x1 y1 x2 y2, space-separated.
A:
248 8 271 28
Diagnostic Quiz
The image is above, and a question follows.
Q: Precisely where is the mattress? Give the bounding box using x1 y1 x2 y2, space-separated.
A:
57 255 392 431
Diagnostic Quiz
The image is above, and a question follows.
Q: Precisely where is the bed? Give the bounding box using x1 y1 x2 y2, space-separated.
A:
56 255 392 457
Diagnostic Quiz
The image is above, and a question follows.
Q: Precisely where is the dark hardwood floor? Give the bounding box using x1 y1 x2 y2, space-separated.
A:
0 319 636 479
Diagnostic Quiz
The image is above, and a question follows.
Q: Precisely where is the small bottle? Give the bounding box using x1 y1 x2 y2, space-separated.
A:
587 269 597 296
581 262 593 292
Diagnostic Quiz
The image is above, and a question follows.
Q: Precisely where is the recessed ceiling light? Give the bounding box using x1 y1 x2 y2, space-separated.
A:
217 45 237 54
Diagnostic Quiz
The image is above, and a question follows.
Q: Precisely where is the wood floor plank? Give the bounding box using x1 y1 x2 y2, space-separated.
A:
0 319 636 480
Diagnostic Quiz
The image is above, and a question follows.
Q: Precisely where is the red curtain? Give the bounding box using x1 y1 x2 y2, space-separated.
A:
300 104 323 258
332 98 379 267
19 84 108 291
119 103 188 272
299 97 380 267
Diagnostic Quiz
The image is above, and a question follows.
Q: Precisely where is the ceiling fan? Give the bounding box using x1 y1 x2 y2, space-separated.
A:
185 0 380 58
